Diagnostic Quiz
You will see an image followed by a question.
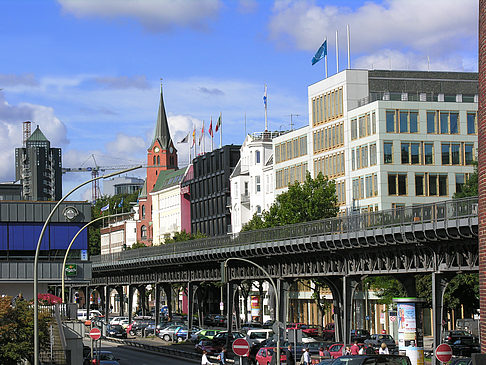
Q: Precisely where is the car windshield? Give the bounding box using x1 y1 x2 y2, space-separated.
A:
110 325 122 330
95 353 116 361
378 335 393 340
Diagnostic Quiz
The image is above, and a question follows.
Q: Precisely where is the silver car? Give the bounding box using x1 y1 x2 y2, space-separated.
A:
158 324 183 341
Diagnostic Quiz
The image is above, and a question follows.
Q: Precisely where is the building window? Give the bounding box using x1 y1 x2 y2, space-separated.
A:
428 174 448 196
401 142 421 165
351 119 357 140
467 112 477 134
256 205 262 214
424 143 434 164
370 143 377 166
141 205 146 218
456 174 465 194
386 111 396 132
255 150 261 164
388 173 407 196
465 144 474 165
415 174 425 196
153 156 156 165
141 225 147 239
384 142 393 164
255 176 261 192
427 111 436 133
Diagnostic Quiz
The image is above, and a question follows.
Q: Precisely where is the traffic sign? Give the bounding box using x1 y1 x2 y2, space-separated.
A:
89 327 102 341
232 338 250 357
435 343 452 363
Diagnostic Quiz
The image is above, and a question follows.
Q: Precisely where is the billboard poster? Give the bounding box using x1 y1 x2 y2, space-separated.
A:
251 295 260 320
397 303 417 350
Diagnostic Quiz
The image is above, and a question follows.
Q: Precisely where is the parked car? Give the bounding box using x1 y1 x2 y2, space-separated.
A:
127 318 155 336
450 357 472 365
119 319 129 329
255 347 286 365
89 351 120 365
195 340 221 355
246 329 274 347
322 323 335 341
204 314 219 326
351 329 371 343
158 324 184 341
109 316 128 325
175 326 201 342
331 355 411 365
443 330 477 344
191 328 222 342
213 315 227 327
450 338 480 357
287 323 319 337
106 324 127 339
364 334 398 354
211 331 245 347
142 324 157 336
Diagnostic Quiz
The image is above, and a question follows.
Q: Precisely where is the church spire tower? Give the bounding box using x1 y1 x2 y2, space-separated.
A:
146 80 178 192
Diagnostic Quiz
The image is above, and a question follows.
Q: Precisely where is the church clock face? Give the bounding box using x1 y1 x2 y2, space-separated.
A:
154 146 160 153
169 146 174 153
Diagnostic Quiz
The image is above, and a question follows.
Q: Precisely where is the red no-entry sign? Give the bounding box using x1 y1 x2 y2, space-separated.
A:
232 338 250 357
435 343 452 363
89 327 101 341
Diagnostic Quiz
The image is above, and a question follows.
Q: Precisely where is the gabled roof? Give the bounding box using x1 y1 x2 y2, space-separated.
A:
27 126 48 142
138 180 147 198
152 167 187 193
151 85 173 150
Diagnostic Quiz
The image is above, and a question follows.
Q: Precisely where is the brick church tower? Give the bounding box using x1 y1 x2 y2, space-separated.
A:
136 84 178 245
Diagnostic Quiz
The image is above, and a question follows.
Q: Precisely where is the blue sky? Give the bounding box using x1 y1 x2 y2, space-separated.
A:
0 0 478 200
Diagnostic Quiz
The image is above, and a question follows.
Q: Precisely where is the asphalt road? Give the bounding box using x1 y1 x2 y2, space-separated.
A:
85 340 198 365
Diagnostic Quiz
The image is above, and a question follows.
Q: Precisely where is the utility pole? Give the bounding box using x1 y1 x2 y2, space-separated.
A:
289 114 300 130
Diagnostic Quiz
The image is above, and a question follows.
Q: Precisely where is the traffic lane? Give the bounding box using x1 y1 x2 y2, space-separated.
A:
86 341 197 365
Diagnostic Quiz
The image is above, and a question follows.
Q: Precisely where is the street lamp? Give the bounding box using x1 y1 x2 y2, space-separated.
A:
33 166 142 365
61 211 133 303
223 258 282 364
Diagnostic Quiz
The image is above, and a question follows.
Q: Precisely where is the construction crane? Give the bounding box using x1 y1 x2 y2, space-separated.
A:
62 154 146 202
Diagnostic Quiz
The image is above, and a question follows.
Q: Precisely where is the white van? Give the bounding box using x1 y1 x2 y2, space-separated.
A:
77 309 87 321
77 309 103 321
246 329 274 347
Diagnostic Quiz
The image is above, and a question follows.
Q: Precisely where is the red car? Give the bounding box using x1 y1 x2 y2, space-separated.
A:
256 347 286 365
194 340 221 355
287 323 319 337
328 343 368 358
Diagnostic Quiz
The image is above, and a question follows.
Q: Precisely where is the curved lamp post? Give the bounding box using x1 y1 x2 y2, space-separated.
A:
223 258 281 364
61 211 133 303
34 166 141 365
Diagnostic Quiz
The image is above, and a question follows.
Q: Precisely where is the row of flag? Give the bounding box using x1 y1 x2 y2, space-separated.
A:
178 113 222 147
100 198 124 213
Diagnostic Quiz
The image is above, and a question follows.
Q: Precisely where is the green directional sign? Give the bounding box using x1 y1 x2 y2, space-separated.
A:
65 264 77 277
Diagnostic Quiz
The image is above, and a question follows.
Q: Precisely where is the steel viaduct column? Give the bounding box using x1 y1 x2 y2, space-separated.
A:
479 0 486 354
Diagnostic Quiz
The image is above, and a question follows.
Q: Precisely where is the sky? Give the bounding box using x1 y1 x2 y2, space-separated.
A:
0 0 479 201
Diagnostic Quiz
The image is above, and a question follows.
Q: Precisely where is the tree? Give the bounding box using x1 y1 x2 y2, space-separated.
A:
364 276 407 305
454 161 478 198
164 230 207 244
0 297 50 365
242 172 339 231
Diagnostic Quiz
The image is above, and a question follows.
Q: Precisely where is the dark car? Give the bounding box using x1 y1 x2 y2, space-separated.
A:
195 340 221 355
450 358 472 365
204 314 219 326
128 318 155 336
212 331 245 347
364 334 397 354
331 355 411 365
450 338 480 357
214 315 227 327
351 329 371 343
106 324 127 339
443 330 476 344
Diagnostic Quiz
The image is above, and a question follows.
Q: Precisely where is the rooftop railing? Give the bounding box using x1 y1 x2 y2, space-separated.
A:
92 197 478 265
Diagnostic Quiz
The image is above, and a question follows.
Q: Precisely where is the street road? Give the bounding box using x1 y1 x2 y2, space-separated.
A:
86 341 197 365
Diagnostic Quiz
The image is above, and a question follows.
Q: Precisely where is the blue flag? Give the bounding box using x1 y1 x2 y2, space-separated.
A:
100 203 109 212
312 40 327 65
118 198 124 208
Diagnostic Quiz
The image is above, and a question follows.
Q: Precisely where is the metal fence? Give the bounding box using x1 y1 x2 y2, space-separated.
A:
92 196 478 265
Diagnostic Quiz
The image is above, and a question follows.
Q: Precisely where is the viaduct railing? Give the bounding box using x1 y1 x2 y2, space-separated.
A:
92 196 478 266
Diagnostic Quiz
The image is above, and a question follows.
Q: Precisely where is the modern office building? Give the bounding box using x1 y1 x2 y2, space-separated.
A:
308 69 478 212
136 85 178 245
103 176 144 196
0 200 91 299
230 131 286 233
0 183 22 200
188 145 240 236
15 126 62 201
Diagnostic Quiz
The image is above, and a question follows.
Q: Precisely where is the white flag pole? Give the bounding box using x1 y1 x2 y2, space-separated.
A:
211 116 213 152
336 30 339 73
347 24 351 69
325 36 328 78
264 84 268 131
219 112 222 149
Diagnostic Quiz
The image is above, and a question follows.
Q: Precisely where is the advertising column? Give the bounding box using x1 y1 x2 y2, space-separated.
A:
393 298 425 365
251 296 261 321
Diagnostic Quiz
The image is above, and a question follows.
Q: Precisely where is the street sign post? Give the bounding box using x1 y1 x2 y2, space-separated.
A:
435 343 453 363
233 338 250 357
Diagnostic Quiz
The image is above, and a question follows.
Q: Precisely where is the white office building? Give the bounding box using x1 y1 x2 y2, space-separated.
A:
230 131 285 234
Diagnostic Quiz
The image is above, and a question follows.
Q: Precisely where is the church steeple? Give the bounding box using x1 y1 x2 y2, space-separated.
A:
151 80 172 150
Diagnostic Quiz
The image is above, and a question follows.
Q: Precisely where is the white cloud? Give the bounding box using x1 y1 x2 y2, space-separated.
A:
106 133 146 156
269 0 477 67
0 73 39 87
58 0 221 32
